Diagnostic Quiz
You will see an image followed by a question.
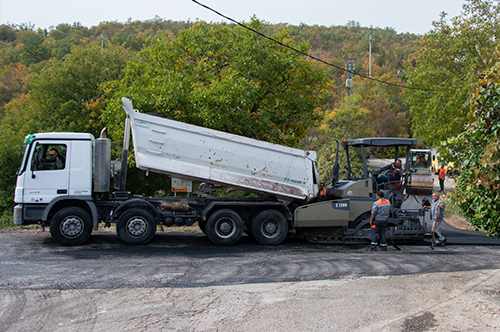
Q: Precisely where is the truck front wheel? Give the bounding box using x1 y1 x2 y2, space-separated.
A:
251 210 288 246
206 209 243 246
50 207 92 246
198 219 207 234
116 208 156 245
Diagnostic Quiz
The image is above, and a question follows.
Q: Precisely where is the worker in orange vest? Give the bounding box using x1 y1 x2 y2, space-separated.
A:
319 182 327 200
370 191 392 251
438 165 447 192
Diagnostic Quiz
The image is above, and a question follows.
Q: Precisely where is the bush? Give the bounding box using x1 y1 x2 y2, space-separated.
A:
442 63 500 237
0 209 15 229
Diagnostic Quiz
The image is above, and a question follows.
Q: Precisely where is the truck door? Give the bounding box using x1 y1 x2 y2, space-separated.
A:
23 141 70 204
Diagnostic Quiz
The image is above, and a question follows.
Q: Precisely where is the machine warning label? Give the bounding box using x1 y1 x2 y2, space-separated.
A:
332 200 350 210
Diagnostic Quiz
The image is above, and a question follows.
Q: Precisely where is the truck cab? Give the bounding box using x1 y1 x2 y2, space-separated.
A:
14 133 97 244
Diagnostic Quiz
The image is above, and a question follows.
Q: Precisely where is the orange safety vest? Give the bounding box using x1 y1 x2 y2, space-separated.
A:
377 198 391 206
438 168 446 180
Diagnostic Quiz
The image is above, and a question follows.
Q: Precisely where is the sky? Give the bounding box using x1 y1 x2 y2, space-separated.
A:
1 0 465 35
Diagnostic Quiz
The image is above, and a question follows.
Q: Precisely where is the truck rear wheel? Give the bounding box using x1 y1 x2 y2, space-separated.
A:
116 208 156 245
251 210 288 246
198 219 207 234
50 207 92 246
206 209 243 246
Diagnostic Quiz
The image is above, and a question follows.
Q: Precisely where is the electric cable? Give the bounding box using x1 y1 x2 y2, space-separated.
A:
192 0 434 92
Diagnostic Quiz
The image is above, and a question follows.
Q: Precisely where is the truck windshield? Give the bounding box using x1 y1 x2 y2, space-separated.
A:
412 152 431 168
16 143 32 176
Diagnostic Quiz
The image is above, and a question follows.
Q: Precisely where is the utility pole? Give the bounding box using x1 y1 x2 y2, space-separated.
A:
345 59 355 96
101 32 104 55
368 26 373 78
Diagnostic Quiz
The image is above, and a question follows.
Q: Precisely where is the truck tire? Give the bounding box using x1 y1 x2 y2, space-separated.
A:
198 219 207 234
116 208 156 245
206 209 244 246
50 207 92 246
251 210 288 246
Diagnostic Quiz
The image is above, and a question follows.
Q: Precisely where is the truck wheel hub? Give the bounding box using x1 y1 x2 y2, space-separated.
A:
216 219 235 238
219 222 231 233
264 221 277 234
61 217 84 238
127 217 147 236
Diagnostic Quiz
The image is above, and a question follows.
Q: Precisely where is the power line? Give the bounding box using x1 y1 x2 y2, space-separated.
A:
191 0 433 92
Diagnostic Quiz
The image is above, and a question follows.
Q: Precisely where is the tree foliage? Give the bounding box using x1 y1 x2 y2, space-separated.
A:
404 0 500 146
312 95 373 182
25 44 133 134
402 0 500 235
0 16 421 215
103 19 331 147
0 44 132 209
306 74 410 182
18 29 52 65
441 63 500 237
0 95 42 209
0 63 24 110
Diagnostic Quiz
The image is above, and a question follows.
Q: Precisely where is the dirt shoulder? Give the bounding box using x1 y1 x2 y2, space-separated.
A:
445 212 474 231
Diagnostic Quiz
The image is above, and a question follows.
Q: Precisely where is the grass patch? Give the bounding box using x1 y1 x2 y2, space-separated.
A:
442 192 476 231
0 209 16 229
443 195 462 216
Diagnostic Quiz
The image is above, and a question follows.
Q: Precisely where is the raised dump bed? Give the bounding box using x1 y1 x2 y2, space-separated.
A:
122 98 319 201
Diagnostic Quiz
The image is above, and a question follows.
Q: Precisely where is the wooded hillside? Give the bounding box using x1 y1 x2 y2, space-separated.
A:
0 19 418 113
0 18 420 216
2 1 498 237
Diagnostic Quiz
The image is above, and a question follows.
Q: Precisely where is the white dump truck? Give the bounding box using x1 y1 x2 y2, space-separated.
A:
13 98 425 246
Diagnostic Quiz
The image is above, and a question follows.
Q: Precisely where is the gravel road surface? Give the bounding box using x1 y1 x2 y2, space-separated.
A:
2 174 499 332
1 226 500 332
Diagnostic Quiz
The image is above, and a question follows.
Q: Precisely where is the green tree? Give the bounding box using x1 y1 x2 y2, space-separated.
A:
18 29 51 65
309 73 410 183
0 44 133 211
441 62 500 237
0 94 43 211
103 19 331 147
0 25 16 42
47 23 89 59
404 0 500 146
356 73 410 138
0 63 24 111
310 94 375 182
26 43 133 134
